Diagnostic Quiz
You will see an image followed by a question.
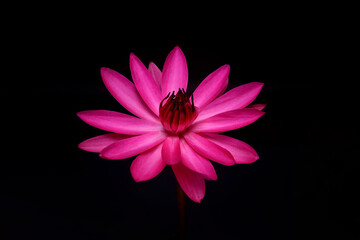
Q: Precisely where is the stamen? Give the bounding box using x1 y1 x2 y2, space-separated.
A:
191 94 195 111
160 92 171 108
159 89 198 134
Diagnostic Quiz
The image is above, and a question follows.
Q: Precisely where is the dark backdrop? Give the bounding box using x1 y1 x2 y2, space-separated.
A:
2 7 358 240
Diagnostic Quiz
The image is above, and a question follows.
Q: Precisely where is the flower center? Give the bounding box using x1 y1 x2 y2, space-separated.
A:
159 88 198 134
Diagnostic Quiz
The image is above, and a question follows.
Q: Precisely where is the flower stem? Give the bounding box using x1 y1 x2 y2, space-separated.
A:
177 182 187 240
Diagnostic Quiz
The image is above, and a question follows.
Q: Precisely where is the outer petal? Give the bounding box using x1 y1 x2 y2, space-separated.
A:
195 82 264 122
184 132 235 166
191 109 265 133
100 67 158 122
179 138 217 180
172 163 205 203
247 104 266 111
78 133 130 153
192 64 230 109
148 62 162 90
200 133 259 164
77 110 162 135
161 136 181 165
130 143 166 182
161 46 188 97
100 131 167 160
130 53 162 116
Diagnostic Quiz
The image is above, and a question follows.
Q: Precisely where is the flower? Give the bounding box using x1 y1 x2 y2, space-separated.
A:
77 46 265 203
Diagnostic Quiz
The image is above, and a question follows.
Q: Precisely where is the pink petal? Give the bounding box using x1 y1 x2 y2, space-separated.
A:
78 133 130 153
161 46 188 97
200 133 259 164
191 108 265 133
130 143 166 182
148 62 162 90
192 64 230 109
179 138 217 180
100 131 167 160
100 67 158 122
161 136 181 165
195 82 264 122
172 163 205 203
130 53 162 116
184 132 235 166
77 110 162 135
247 104 266 111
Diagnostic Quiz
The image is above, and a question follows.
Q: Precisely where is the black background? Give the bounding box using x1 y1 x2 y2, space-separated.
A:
2 5 358 240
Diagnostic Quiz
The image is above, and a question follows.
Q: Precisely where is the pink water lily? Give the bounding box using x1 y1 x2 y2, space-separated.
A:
77 46 265 203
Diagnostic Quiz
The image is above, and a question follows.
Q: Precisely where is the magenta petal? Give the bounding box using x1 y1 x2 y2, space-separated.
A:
161 136 181 165
192 64 230 109
78 133 130 153
130 53 162 116
77 110 162 135
200 133 259 164
161 46 188 97
247 104 266 111
100 131 166 160
179 138 217 180
148 62 162 90
130 143 166 182
172 163 205 203
100 67 158 122
195 82 264 122
184 132 235 166
191 109 265 133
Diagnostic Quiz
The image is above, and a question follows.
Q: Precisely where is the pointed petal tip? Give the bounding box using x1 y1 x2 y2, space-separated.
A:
99 152 117 160
245 81 265 92
222 64 230 72
247 103 267 111
100 67 114 77
248 149 260 164
78 140 104 153
99 152 111 159
131 175 142 183
173 45 182 51
168 45 186 59
221 64 230 76
99 151 116 160
77 142 85 150
129 52 138 63
242 153 259 164
76 111 86 119
211 174 218 181
77 140 95 152
100 66 109 72
254 110 266 120
245 149 260 164
216 64 230 76
246 81 265 90
255 81 265 88
171 46 186 57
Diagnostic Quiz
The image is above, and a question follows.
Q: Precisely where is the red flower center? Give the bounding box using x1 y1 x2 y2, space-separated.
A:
159 89 198 134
